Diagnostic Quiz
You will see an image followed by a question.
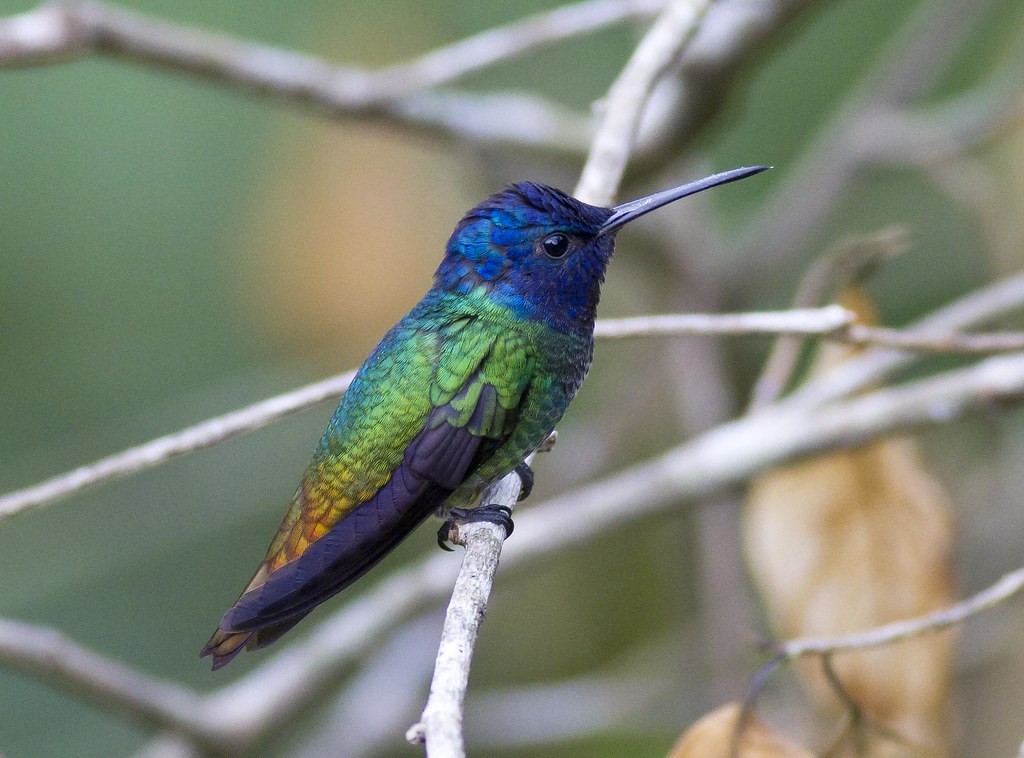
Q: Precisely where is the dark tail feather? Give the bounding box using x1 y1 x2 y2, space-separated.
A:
248 613 309 650
200 628 253 670
200 612 311 670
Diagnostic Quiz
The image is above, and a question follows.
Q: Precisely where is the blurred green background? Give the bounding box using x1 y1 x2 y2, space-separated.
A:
2 0 1024 755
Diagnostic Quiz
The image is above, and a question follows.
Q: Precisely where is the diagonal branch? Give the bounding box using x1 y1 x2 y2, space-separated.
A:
405 473 524 754
6 290 1024 526
772 566 1024 661
0 370 356 525
11 350 1024 751
0 0 667 151
0 620 222 751
367 0 665 100
575 0 712 205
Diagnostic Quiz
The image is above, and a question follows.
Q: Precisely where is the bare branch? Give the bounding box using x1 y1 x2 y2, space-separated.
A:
628 0 828 176
239 350 1024 749
598 308 1024 353
6 281 1024 527
575 0 712 205
594 305 854 337
369 0 665 99
0 1 669 151
0 370 356 525
773 566 1024 660
0 620 220 750
7 351 1024 750
405 505 515 753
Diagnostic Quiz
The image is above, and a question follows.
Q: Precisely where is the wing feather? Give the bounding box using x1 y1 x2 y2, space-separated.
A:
203 318 532 666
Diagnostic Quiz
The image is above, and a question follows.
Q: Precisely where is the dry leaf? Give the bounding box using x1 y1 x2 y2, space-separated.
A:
668 702 813 758
744 287 957 756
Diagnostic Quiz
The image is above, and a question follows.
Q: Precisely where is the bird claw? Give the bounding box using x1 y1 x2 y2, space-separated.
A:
514 461 534 501
437 504 516 550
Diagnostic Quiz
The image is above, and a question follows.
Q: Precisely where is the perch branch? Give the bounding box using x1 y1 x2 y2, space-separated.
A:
406 466 529 753
7 351 1024 751
7 288 1024 525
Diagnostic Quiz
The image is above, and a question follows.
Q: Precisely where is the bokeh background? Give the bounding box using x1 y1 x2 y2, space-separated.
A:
2 0 1024 755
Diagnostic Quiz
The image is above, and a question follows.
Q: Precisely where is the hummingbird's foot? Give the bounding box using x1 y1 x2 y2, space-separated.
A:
514 461 534 501
437 504 516 551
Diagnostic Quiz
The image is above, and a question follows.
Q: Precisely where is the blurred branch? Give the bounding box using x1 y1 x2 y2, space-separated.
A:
575 0 712 205
0 370 356 525
0 0 659 88
0 620 222 752
11 348 1024 751
629 0 830 176
366 0 664 99
738 0 1009 267
406 473 523 755
768 566 1024 660
0 0 668 151
751 226 910 408
0 0 827 157
8 286 1024 525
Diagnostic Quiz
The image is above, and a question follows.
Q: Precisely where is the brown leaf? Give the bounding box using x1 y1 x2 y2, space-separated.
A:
667 702 813 758
744 288 957 755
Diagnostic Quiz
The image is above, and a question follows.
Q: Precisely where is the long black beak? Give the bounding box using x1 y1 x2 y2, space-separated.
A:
598 165 770 235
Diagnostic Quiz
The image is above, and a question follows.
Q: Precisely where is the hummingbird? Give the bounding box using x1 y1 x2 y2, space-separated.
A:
201 166 768 669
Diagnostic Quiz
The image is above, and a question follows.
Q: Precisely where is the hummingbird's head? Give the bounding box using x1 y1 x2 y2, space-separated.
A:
435 167 769 331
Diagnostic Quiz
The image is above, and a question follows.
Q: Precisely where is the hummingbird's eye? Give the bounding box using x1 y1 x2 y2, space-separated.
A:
541 232 570 259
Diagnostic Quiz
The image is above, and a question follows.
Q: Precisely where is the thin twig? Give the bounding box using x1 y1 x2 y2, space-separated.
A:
594 305 854 338
839 324 1024 353
750 226 910 408
7 293 1024 525
597 309 1024 351
0 370 356 525
368 0 665 99
0 620 222 751
406 468 526 754
774 566 1024 661
0 1 666 151
8 352 1024 750
575 0 712 206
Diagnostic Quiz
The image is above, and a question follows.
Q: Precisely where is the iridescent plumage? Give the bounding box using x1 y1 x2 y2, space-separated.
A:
202 169 767 669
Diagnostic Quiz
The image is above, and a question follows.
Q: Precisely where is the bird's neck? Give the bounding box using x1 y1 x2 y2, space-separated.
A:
420 282 599 337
